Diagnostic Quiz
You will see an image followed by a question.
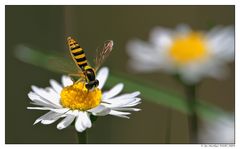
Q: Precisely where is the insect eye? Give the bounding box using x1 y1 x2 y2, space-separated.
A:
85 83 92 90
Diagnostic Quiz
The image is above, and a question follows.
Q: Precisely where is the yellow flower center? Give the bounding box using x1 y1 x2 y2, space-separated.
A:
60 82 102 111
169 32 208 64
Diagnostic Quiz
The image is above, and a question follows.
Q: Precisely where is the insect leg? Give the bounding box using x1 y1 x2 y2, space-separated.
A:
68 72 86 83
68 73 81 77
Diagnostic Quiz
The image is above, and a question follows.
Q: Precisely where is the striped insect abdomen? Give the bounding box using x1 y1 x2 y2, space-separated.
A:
67 37 88 69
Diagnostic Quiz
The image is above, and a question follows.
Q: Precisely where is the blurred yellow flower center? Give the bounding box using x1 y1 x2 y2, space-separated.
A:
60 82 102 111
169 32 208 64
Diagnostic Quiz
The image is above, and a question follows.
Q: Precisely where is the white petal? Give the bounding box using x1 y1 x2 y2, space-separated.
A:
67 110 80 116
110 110 131 115
101 101 141 109
102 83 124 100
28 107 69 115
106 91 140 101
88 105 110 116
96 67 109 89
57 114 75 130
178 60 228 84
45 87 60 99
93 108 111 116
80 112 92 128
50 108 69 114
33 111 55 125
127 40 163 64
61 75 73 87
205 25 222 38
206 26 234 62
124 98 142 105
41 112 64 125
75 112 86 132
88 105 105 113
104 98 135 108
150 27 173 49
175 24 191 36
44 87 62 106
112 107 141 111
199 115 234 143
106 97 141 109
127 39 173 73
49 79 63 93
28 92 57 108
122 101 141 107
27 107 52 110
109 110 130 119
128 44 174 73
31 85 61 107
112 114 129 119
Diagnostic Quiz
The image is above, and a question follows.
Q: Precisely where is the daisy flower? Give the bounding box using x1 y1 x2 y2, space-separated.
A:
27 67 141 132
127 24 234 84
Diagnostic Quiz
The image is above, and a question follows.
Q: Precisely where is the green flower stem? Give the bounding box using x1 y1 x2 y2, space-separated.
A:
76 115 98 143
76 130 87 144
185 85 198 143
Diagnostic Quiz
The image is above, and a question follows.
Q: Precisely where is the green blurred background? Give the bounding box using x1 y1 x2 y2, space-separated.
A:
6 5 234 143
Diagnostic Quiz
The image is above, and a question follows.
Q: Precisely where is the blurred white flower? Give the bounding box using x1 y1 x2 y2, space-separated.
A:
199 115 234 143
27 67 141 132
127 24 234 84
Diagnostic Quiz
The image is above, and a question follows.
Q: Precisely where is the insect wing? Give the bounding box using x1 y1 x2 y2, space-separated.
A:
94 40 114 71
48 55 82 74
14 44 84 78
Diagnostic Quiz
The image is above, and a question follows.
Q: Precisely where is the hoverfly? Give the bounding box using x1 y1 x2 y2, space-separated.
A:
65 37 113 90
47 37 113 91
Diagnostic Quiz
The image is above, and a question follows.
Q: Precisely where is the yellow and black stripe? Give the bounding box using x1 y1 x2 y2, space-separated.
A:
67 37 88 69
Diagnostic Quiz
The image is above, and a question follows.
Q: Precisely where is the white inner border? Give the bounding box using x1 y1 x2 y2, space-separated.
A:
0 0 239 149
